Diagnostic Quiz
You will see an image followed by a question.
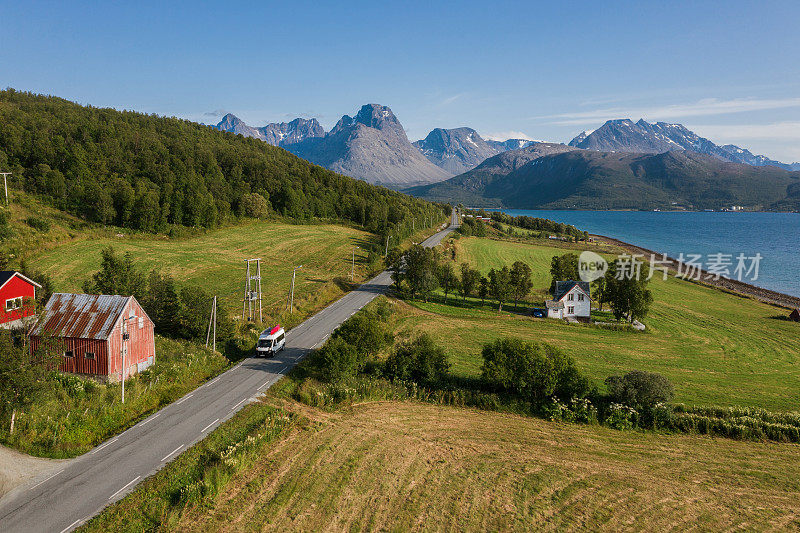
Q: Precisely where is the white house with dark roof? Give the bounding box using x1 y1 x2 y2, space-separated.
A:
546 281 591 321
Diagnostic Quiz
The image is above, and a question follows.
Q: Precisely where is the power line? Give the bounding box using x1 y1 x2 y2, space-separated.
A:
242 258 262 322
0 172 11 206
205 295 217 352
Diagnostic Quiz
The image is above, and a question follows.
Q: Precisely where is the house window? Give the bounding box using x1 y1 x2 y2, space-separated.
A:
64 350 74 358
567 294 574 301
578 293 585 301
138 316 144 329
567 306 574 314
85 352 95 360
5 297 22 311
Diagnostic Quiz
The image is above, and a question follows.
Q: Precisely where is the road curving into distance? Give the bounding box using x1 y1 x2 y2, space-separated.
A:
0 210 458 533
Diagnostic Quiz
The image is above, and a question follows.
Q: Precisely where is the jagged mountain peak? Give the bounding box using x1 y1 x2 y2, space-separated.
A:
330 104 405 138
218 113 243 126
568 118 797 170
354 103 400 128
413 127 496 175
214 103 448 187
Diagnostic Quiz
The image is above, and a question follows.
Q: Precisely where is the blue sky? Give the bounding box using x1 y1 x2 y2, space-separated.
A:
2 1 800 161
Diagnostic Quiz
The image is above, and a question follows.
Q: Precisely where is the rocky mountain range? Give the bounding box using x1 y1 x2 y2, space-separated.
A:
215 108 799 195
569 119 800 171
485 139 537 152
215 105 451 187
411 128 540 175
288 104 452 187
215 109 545 187
215 114 325 146
412 127 498 175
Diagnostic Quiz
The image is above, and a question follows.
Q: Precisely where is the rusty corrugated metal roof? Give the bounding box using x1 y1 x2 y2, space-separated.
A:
30 293 132 340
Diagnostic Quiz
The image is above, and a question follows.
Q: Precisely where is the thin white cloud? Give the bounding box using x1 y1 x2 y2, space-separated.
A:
440 93 466 106
483 130 538 141
538 97 800 126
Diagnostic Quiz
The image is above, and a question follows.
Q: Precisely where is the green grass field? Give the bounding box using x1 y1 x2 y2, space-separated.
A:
394 236 800 411
27 220 374 324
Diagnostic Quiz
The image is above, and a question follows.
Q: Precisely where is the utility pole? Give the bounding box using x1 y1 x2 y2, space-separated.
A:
242 259 262 322
121 315 132 404
290 265 303 314
0 172 11 206
206 295 217 351
351 246 359 280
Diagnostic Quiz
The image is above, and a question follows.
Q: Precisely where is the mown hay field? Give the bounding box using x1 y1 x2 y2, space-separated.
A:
98 401 800 532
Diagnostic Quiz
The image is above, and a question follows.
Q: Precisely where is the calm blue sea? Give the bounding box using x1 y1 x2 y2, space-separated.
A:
495 210 800 298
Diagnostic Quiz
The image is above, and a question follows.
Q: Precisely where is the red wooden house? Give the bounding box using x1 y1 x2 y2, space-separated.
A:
0 271 41 329
29 293 156 381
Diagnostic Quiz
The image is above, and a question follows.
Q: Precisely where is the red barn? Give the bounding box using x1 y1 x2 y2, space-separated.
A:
0 271 41 329
29 293 156 381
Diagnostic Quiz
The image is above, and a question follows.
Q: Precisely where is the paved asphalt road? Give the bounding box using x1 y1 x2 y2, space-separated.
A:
0 211 458 533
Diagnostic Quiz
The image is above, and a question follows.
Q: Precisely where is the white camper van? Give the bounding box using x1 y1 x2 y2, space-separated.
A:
256 325 286 357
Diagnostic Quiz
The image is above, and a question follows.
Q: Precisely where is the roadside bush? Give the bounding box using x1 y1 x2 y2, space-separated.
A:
457 217 487 237
332 311 392 357
317 337 360 382
481 337 591 404
605 370 673 410
384 333 450 385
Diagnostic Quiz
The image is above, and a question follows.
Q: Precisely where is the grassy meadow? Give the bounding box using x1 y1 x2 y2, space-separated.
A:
392 236 800 411
84 400 800 532
26 219 374 324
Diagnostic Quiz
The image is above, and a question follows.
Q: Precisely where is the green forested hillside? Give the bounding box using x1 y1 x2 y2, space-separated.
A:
0 89 442 235
409 147 800 210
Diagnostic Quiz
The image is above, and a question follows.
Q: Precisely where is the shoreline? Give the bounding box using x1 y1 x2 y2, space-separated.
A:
486 208 800 214
595 234 800 310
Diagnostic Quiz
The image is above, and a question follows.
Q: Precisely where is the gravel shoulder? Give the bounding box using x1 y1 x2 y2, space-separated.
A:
0 445 68 501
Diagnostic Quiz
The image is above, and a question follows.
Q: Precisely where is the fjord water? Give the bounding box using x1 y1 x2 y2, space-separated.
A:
498 210 800 298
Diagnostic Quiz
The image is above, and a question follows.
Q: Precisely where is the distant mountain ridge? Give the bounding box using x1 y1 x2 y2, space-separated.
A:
215 105 451 187
569 119 800 171
289 104 452 187
413 127 498 175
215 113 324 146
485 138 537 152
406 142 577 205
408 143 800 211
412 128 540 175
